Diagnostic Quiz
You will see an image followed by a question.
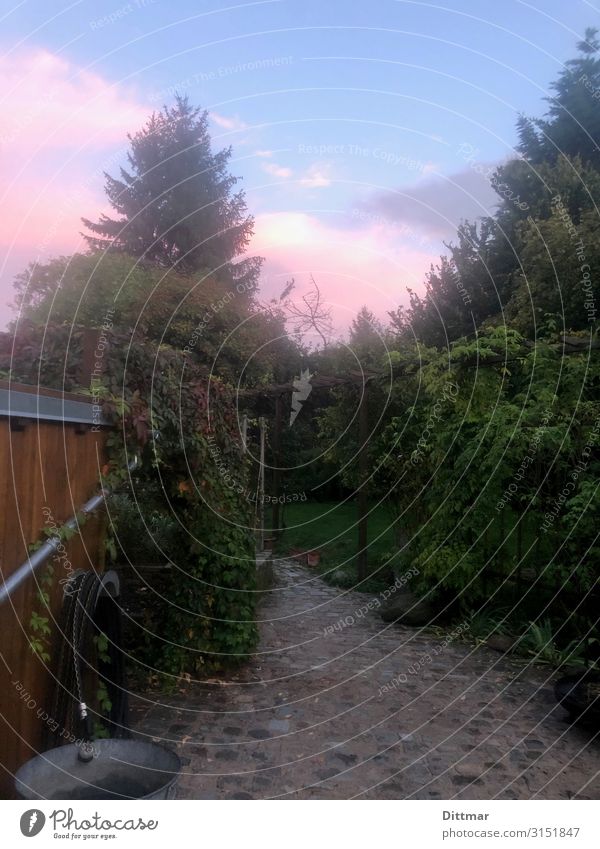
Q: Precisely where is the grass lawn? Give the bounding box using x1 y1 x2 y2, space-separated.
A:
275 499 398 591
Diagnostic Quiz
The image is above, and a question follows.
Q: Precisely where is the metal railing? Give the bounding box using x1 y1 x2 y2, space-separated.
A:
0 458 138 606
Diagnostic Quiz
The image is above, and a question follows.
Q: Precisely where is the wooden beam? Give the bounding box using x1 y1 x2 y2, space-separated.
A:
356 380 370 582
258 416 265 550
238 337 598 401
271 394 283 536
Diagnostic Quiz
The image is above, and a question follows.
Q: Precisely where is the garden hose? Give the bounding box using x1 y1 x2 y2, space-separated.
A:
46 570 128 750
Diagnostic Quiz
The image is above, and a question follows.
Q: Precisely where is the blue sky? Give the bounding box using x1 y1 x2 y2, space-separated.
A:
1 0 597 327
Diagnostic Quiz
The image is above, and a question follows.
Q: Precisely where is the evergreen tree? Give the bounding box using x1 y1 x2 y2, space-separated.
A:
82 95 262 288
392 28 600 347
350 306 386 367
516 27 600 167
390 221 513 347
504 155 600 334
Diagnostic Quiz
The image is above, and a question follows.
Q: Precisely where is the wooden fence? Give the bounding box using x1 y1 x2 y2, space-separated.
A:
0 380 109 798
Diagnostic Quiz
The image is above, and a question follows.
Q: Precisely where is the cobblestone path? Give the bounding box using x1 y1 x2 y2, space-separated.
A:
131 559 599 799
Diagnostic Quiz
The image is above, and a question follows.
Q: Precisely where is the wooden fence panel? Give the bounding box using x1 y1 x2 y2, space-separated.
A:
0 391 108 799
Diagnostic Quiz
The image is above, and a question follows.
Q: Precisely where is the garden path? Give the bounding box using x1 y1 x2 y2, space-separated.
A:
131 558 599 799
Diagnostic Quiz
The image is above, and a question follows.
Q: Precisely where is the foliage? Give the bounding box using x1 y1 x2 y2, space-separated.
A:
12 252 297 387
80 95 261 288
515 620 591 669
93 632 111 664
516 27 600 169
390 30 600 345
8 33 600 680
106 335 260 676
5 321 260 678
28 611 51 663
284 275 333 348
27 565 54 663
371 34 600 662
108 490 181 566
0 319 84 390
92 632 113 737
502 156 600 334
276 499 396 590
389 220 512 347
376 328 599 646
316 307 396 492
465 609 511 644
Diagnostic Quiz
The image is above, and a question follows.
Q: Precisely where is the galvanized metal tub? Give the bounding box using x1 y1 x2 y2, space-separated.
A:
15 739 181 800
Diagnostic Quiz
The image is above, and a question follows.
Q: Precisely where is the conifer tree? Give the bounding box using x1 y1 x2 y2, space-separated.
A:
516 27 600 167
82 95 261 288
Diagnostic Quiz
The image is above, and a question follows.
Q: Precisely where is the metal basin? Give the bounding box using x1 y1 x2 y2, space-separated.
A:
15 739 181 800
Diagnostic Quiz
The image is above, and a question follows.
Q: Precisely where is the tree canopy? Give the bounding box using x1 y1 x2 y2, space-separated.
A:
82 95 261 289
516 27 600 168
392 30 600 346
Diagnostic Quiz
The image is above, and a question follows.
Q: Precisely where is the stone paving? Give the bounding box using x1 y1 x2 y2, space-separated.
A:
130 559 599 799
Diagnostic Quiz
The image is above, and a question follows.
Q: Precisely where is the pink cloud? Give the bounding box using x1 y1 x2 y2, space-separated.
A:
262 162 293 179
209 111 248 132
0 48 438 333
251 212 438 331
0 48 150 325
299 163 332 188
0 48 148 155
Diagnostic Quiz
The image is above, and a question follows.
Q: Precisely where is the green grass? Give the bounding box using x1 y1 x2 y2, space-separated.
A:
275 499 398 591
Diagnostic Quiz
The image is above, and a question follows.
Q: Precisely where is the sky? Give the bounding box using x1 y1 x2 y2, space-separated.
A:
0 0 598 331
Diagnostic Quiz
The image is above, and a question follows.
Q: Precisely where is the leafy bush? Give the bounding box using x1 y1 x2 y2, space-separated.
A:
376 328 600 649
6 322 259 678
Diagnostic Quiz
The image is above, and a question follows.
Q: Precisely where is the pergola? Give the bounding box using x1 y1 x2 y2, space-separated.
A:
237 333 595 579
241 370 380 579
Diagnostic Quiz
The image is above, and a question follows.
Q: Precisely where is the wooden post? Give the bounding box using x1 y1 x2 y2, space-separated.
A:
258 416 265 550
241 413 248 454
272 394 283 536
78 327 99 390
356 380 370 582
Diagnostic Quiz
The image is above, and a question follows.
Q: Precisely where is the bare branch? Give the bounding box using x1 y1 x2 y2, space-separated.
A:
285 275 333 348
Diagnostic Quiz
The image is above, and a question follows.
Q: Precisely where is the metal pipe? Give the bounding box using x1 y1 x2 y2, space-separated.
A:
0 457 138 606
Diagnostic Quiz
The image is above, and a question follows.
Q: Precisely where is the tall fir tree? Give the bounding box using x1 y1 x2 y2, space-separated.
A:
392 28 600 347
516 26 600 167
82 95 262 288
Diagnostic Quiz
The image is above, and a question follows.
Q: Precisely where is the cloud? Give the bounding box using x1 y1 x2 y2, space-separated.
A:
0 48 148 156
259 161 334 188
358 165 500 241
210 111 248 131
0 47 150 326
299 163 332 188
262 162 293 179
254 149 273 158
251 211 438 329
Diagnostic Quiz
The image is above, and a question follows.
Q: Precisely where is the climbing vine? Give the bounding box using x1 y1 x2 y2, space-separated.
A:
376 328 600 641
4 322 259 678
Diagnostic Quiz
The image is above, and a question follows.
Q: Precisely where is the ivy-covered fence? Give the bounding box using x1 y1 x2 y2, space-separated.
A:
0 320 259 678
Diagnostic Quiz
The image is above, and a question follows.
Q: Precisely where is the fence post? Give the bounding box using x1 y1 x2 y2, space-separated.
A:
271 394 283 536
356 379 370 582
258 416 265 550
78 328 99 390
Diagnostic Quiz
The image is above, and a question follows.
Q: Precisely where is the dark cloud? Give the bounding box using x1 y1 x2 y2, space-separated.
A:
352 164 501 241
